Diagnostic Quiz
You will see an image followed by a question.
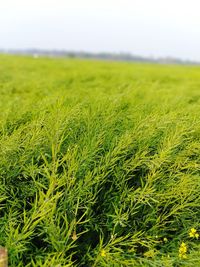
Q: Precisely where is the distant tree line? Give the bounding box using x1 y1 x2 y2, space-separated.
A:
0 49 198 65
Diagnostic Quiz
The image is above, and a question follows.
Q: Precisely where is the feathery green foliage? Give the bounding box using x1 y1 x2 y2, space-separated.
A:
0 55 200 266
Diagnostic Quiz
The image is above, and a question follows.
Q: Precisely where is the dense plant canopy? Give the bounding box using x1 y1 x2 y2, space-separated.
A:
0 55 200 266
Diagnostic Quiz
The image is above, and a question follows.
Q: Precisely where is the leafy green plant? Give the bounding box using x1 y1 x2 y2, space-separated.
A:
0 55 200 266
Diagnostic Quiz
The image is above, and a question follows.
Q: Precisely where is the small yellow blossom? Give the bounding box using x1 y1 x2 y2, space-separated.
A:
179 242 187 253
163 237 168 243
189 228 199 239
179 253 187 259
195 233 199 239
179 242 187 259
100 249 106 257
189 228 197 237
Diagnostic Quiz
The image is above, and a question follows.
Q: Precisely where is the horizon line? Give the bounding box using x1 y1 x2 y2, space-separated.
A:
0 48 199 65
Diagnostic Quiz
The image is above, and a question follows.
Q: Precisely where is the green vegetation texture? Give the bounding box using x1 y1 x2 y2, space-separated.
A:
0 55 200 266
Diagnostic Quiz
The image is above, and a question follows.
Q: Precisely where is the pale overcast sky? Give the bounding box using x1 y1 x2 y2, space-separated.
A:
0 0 200 61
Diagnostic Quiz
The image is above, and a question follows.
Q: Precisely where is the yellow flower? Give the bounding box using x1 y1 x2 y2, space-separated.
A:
179 242 187 259
189 228 197 238
179 253 187 259
100 249 106 257
179 242 187 254
195 233 199 239
163 237 168 243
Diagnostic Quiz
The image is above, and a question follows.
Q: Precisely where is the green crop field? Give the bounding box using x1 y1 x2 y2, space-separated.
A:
0 55 200 266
